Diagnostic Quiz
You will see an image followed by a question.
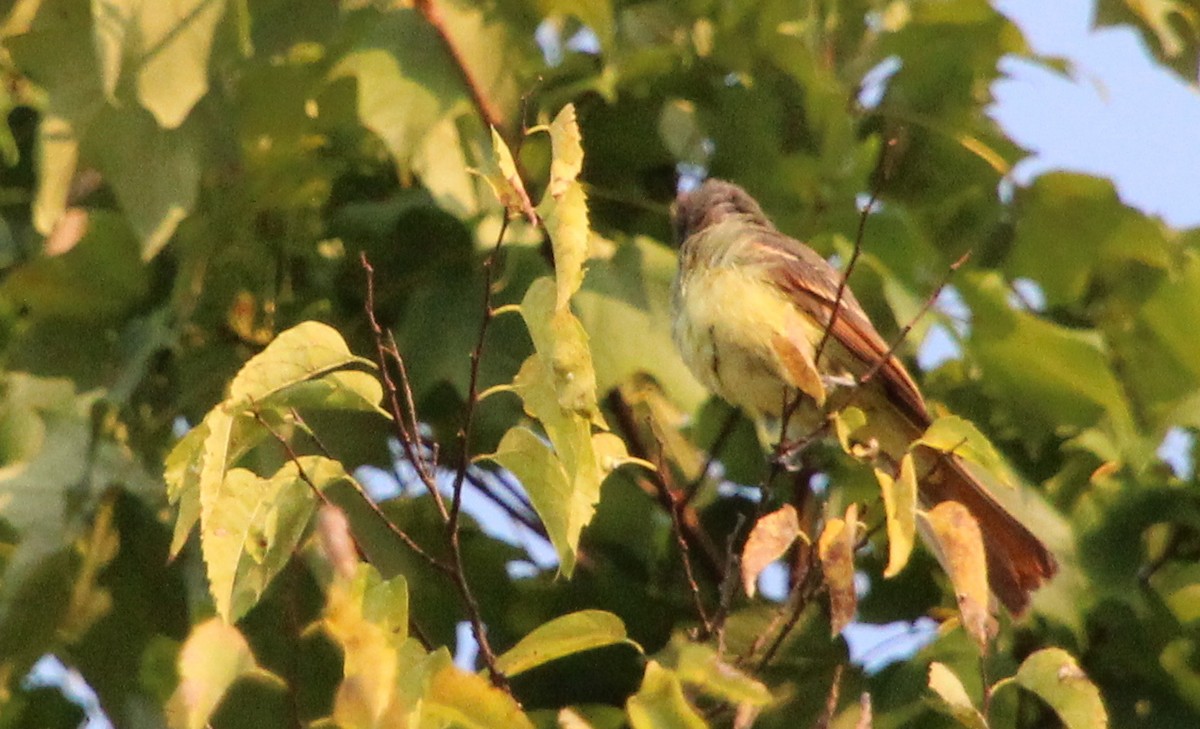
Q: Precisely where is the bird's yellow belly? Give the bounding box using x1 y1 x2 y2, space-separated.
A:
672 265 825 426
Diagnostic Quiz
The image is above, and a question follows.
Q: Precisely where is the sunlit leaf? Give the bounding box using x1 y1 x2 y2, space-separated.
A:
496 610 639 677
325 564 419 728
330 6 465 173
741 504 802 598
425 655 536 729
916 415 1012 487
123 0 228 128
1012 648 1108 729
229 321 373 405
922 501 994 650
544 103 584 198
477 126 535 222
817 504 858 636
573 238 708 413
626 661 706 729
927 662 987 729
832 406 867 455
877 452 917 578
165 618 273 729
486 426 582 575
269 370 387 415
520 277 602 422
674 641 771 706
202 456 348 621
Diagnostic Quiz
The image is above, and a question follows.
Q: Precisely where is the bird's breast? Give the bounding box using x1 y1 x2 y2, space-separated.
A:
672 260 822 423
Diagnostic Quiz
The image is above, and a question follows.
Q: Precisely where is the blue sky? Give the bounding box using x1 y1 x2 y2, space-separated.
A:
991 0 1200 229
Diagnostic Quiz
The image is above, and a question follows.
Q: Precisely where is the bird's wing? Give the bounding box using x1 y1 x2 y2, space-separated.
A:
747 230 931 427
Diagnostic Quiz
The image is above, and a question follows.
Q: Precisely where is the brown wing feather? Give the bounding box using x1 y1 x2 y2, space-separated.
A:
747 235 930 426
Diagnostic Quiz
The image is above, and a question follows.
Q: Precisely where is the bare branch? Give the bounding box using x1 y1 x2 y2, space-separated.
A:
253 408 451 575
449 216 510 536
859 250 971 386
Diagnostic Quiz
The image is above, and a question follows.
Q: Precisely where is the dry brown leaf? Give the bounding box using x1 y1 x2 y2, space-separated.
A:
741 504 803 597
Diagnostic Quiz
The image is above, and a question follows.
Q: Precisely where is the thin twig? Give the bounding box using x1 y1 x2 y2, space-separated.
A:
360 253 508 690
684 405 741 504
649 432 714 635
859 250 971 386
253 409 451 574
464 468 547 539
414 0 506 133
815 664 845 729
605 391 725 582
361 254 448 519
813 190 876 369
449 216 510 535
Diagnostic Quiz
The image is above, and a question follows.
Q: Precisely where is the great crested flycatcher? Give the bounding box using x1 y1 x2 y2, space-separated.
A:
670 178 1056 614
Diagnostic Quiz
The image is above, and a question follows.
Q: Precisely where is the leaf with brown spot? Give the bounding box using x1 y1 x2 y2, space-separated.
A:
741 504 803 598
922 501 995 651
818 504 858 636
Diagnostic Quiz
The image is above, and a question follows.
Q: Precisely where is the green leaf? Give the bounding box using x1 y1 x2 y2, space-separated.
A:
927 662 987 729
165 618 271 729
1012 648 1108 729
228 321 372 405
1008 174 1172 307
486 426 578 574
4 0 104 235
673 642 771 706
425 656 536 729
330 6 466 174
915 415 1012 488
0 211 149 320
88 104 200 258
0 374 93 540
496 610 639 677
877 452 917 578
960 272 1136 446
520 276 601 422
572 238 708 414
477 125 535 221
626 661 707 729
266 370 387 415
202 456 348 622
95 0 229 128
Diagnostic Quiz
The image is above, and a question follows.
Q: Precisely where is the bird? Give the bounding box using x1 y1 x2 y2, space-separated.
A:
669 178 1057 614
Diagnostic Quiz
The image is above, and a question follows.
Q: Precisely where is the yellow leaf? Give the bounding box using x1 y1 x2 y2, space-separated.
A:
928 662 987 729
832 406 866 454
916 415 1013 487
520 278 603 424
741 504 802 597
545 103 583 197
165 619 271 729
541 182 591 311
477 126 536 222
228 321 371 405
425 656 535 729
877 452 917 578
626 661 707 729
817 504 858 636
496 610 638 677
537 104 590 310
486 427 585 576
922 501 995 651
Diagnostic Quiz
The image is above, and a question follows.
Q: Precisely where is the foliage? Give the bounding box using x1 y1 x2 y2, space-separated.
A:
0 1 1196 728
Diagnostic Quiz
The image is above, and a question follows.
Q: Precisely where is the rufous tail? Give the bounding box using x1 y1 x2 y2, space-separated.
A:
916 446 1058 615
